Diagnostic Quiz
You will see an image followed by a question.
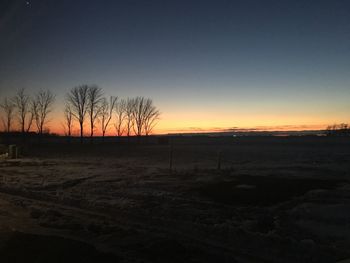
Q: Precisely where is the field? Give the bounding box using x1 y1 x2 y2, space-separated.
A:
0 136 350 263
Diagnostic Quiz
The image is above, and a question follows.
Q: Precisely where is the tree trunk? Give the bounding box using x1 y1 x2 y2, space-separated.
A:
80 123 84 144
90 116 94 144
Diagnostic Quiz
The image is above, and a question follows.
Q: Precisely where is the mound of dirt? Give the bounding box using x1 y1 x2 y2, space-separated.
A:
197 176 343 206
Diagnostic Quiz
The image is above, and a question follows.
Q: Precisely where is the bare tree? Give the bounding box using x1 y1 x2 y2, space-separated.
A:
125 98 135 138
87 86 103 141
132 97 160 136
13 88 33 133
326 123 350 136
339 123 348 130
67 85 89 143
144 100 160 136
32 90 55 135
132 97 144 137
114 98 126 136
0 97 15 132
63 103 73 137
100 96 117 139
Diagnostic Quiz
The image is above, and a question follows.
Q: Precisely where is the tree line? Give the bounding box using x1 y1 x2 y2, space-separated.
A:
0 85 160 142
326 123 350 136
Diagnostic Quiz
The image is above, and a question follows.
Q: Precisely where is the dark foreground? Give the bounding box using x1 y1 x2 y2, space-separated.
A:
0 136 350 262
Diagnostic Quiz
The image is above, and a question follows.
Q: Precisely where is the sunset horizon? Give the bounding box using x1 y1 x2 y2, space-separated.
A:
1 1 350 262
1 0 349 135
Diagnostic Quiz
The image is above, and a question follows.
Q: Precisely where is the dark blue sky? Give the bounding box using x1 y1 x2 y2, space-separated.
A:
1 0 349 132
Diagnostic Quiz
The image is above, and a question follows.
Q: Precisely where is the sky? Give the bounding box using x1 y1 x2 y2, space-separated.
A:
0 0 349 134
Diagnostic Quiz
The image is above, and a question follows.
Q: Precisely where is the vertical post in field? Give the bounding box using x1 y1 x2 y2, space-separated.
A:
9 145 17 159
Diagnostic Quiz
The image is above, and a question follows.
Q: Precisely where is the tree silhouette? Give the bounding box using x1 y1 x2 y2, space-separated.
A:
132 97 160 136
67 85 89 143
13 88 34 133
32 90 55 136
144 100 160 136
87 86 103 142
125 98 135 138
100 96 117 139
0 97 15 132
63 103 73 138
114 98 126 137
326 123 350 136
132 97 145 137
3 86 161 139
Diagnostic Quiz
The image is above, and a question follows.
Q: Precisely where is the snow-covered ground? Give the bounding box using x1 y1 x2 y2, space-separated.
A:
0 137 349 262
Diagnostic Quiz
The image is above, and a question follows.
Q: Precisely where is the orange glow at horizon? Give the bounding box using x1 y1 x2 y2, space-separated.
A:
40 110 348 136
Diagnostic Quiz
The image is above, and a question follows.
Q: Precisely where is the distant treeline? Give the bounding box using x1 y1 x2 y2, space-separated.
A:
326 123 350 136
0 85 160 142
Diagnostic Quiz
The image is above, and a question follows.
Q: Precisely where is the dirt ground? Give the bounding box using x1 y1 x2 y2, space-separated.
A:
0 136 350 262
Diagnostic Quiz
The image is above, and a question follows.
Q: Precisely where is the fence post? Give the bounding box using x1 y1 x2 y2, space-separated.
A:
9 145 17 159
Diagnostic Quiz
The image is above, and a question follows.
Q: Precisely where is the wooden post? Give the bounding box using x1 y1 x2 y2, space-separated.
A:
15 147 20 159
8 145 17 159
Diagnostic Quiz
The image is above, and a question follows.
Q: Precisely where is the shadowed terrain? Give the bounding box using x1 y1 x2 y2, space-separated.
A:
0 136 350 262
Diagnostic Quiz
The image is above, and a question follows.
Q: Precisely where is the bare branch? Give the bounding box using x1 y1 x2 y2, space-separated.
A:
0 97 15 132
13 88 33 133
63 103 74 137
125 98 135 137
66 85 89 143
87 85 104 139
32 90 55 135
114 99 126 136
100 96 117 138
131 97 161 136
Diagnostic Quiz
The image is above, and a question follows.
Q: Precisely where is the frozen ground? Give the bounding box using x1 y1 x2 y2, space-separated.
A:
0 136 350 262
